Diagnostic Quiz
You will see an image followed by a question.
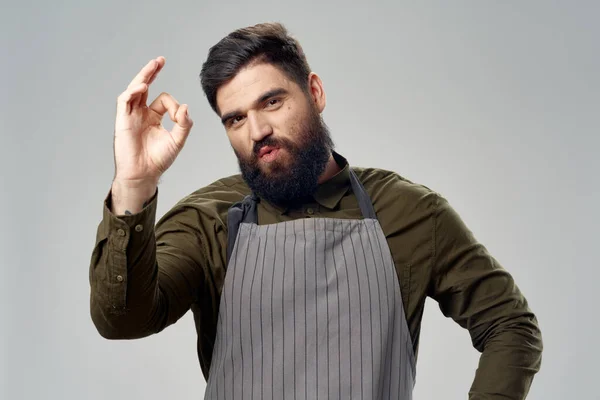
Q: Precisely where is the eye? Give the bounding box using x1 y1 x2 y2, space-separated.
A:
266 98 281 108
230 115 245 126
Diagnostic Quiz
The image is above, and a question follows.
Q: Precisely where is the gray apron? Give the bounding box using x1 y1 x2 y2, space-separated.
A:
204 169 415 399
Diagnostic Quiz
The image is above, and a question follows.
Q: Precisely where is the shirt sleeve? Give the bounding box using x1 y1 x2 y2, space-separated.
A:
429 194 543 400
89 187 209 339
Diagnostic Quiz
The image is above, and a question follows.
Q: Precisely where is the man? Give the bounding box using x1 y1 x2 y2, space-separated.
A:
89 22 543 399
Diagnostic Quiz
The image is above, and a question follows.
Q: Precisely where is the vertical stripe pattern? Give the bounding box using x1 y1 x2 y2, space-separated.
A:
205 217 415 399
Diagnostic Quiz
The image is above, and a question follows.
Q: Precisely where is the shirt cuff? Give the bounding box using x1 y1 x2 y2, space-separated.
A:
101 186 158 251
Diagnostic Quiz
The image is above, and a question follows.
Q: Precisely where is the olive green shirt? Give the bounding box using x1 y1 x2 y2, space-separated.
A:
89 152 542 399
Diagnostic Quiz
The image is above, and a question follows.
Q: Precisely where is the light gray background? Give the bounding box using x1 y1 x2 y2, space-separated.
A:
2 1 597 399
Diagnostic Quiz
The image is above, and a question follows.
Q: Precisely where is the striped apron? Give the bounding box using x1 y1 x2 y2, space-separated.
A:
204 169 415 399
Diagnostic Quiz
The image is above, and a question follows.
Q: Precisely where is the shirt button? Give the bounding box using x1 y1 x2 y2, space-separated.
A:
117 228 126 236
116 275 124 282
135 224 143 232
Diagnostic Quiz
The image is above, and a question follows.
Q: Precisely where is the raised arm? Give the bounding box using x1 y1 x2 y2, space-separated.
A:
89 56 202 339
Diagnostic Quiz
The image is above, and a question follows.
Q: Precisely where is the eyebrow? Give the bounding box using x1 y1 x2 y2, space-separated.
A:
220 87 289 125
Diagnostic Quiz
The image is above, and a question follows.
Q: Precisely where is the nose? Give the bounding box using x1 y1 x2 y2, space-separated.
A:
247 111 273 143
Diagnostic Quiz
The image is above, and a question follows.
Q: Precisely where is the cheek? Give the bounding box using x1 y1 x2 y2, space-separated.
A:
277 109 304 139
227 132 251 157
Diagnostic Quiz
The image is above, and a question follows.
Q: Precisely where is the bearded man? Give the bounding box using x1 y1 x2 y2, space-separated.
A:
89 22 543 400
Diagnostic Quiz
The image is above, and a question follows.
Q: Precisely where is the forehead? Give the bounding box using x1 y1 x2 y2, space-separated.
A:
216 62 298 115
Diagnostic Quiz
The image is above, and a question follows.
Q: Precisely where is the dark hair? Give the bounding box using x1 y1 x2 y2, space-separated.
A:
200 22 312 114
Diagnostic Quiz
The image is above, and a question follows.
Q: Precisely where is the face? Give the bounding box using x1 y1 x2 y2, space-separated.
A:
216 62 334 207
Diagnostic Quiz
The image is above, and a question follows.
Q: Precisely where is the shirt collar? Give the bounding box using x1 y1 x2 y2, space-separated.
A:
258 151 351 215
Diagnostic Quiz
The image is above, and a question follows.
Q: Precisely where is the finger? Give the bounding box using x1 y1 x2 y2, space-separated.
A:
148 92 179 121
147 56 165 86
171 104 193 145
117 83 148 116
127 57 163 89
137 57 166 107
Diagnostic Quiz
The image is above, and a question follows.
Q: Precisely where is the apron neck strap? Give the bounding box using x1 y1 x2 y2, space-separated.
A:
348 168 377 220
226 194 258 262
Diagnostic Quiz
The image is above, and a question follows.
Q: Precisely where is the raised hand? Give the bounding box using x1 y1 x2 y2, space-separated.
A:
113 56 193 185
110 57 193 215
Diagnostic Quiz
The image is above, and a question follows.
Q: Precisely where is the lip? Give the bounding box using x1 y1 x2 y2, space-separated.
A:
258 145 279 158
259 147 281 163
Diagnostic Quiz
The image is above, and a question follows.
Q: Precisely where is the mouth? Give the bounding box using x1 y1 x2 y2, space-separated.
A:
257 146 280 162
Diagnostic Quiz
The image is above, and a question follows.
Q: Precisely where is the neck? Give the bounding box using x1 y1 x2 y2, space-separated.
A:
317 153 341 184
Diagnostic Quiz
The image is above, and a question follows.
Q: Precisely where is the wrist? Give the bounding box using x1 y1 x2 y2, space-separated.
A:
112 175 159 190
111 179 157 216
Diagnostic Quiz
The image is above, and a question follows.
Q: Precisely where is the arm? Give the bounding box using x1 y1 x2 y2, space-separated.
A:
90 56 202 339
429 194 543 399
89 184 207 339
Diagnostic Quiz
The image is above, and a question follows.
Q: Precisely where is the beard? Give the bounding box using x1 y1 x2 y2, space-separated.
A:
235 103 334 208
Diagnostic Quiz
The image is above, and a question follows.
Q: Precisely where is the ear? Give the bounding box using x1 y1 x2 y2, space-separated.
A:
307 72 326 113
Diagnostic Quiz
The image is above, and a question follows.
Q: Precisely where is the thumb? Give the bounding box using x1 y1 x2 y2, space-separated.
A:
171 104 193 146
